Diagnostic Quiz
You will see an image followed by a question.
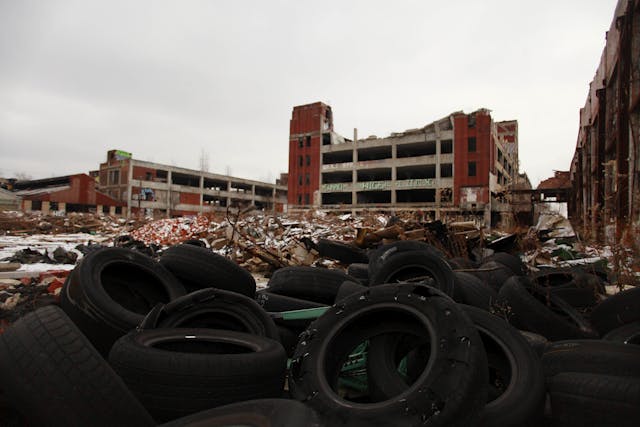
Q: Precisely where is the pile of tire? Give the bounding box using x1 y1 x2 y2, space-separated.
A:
0 239 638 426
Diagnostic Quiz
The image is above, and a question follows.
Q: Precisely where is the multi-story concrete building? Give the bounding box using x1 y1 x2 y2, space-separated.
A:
99 150 287 217
288 102 520 223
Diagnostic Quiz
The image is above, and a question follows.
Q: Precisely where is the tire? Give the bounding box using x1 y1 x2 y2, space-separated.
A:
447 256 477 270
464 306 545 427
368 251 455 297
550 286 600 308
603 321 640 345
542 339 640 378
547 373 640 427
181 239 207 247
0 306 154 427
138 288 279 341
368 305 545 427
161 398 322 427
159 244 256 297
498 276 596 341
335 280 368 303
347 263 370 285
317 239 368 264
471 261 513 292
368 241 444 279
267 266 355 305
531 267 587 288
109 328 287 423
289 283 488 427
519 331 549 358
452 271 499 311
162 399 322 427
482 253 526 276
60 247 186 355
590 287 640 335
276 324 300 357
255 290 327 312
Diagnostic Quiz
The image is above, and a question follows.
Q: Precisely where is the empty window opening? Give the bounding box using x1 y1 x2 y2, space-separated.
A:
396 189 436 203
305 174 310 185
322 133 331 146
468 137 476 152
298 138 304 148
357 168 391 182
357 146 392 161
396 141 436 158
322 192 351 205
323 150 353 165
299 156 303 167
356 191 391 204
440 163 453 178
441 140 453 154
468 162 477 177
306 155 311 166
306 136 312 147
397 165 436 180
322 171 352 184
172 172 200 187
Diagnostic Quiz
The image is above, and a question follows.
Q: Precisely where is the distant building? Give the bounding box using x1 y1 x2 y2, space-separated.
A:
288 102 520 224
13 174 124 214
98 150 287 217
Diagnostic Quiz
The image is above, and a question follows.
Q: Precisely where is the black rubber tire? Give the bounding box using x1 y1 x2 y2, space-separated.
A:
347 263 370 285
255 290 327 312
289 283 488 427
267 266 355 305
464 306 545 427
531 267 589 288
498 276 596 341
447 256 477 270
181 239 206 247
603 321 640 345
452 271 499 311
161 398 322 427
550 286 600 308
317 239 368 264
138 288 279 341
590 287 640 335
368 251 455 297
542 339 640 378
60 247 186 355
276 324 300 357
368 241 444 279
0 306 154 427
159 244 256 297
334 280 368 303
519 330 549 358
109 328 287 423
547 373 640 427
471 261 514 292
368 305 545 427
482 253 527 276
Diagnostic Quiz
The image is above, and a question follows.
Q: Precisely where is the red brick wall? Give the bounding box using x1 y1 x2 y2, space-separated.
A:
453 111 493 205
180 192 200 205
288 102 328 205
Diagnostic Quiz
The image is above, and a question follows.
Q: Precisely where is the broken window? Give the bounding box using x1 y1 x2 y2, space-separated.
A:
468 137 476 152
305 173 310 185
297 195 302 204
298 175 303 186
468 162 476 177
441 140 453 154
299 156 303 167
304 194 310 205
108 170 120 185
299 138 304 148
440 163 453 178
322 133 331 146
306 136 311 147
306 155 311 166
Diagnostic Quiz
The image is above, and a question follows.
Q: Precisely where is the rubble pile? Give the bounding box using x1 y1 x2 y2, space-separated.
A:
0 210 146 235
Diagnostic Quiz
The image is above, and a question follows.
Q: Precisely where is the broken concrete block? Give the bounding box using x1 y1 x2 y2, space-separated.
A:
0 263 21 272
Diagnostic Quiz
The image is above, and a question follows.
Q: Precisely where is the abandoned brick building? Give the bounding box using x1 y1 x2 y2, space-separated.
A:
98 150 287 217
288 102 523 224
569 0 640 242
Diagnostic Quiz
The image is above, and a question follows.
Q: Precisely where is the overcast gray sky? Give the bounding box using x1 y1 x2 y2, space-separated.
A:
0 0 618 186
